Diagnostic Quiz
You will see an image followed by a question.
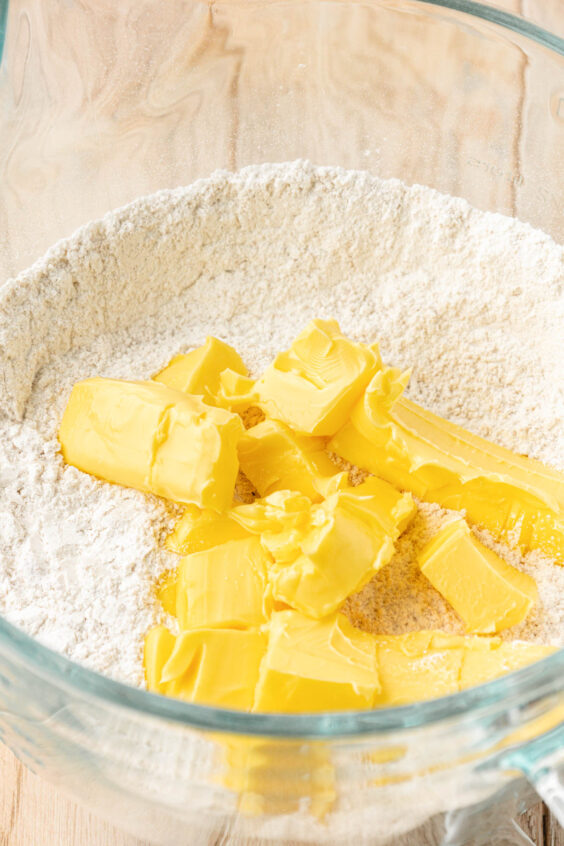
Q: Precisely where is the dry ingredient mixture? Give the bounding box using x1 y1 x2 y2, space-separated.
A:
0 161 563 689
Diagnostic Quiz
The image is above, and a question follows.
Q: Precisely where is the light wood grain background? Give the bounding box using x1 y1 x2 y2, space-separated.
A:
1 0 564 844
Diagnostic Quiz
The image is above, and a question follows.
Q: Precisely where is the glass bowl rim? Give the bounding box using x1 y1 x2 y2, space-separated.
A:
3 613 564 737
0 0 563 739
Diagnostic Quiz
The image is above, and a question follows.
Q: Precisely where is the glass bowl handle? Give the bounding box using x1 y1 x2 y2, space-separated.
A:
506 723 564 827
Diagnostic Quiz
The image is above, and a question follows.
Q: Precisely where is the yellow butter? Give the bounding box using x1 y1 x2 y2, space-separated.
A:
215 370 259 412
145 626 267 710
156 569 178 615
460 638 557 688
166 505 250 556
223 737 335 818
374 631 463 706
338 475 417 536
253 610 380 712
312 470 350 498
255 319 382 436
59 378 244 509
329 372 564 561
176 537 273 630
237 419 337 502
418 519 538 633
144 624 176 695
247 491 370 619
372 630 556 705
153 337 246 402
232 480 415 618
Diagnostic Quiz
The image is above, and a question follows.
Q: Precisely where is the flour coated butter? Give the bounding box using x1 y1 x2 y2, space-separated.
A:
0 161 562 687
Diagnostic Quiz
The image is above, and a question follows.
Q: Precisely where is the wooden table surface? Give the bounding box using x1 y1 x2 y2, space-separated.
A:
1 1 564 844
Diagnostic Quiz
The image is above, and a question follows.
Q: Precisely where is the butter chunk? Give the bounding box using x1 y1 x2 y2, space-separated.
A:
460 638 557 688
156 569 177 615
215 370 259 412
253 611 379 712
256 319 382 436
153 337 246 402
373 630 555 705
418 519 538 633
166 505 250 556
237 419 337 502
144 625 176 695
329 372 564 562
176 537 273 630
233 490 314 536
374 631 464 706
59 378 244 509
223 737 335 818
232 481 414 618
340 475 417 536
312 470 350 499
145 627 267 710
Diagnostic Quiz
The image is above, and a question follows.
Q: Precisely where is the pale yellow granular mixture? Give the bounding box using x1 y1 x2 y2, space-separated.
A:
241 405 266 430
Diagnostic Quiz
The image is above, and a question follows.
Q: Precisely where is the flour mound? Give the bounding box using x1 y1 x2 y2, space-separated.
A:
0 161 563 687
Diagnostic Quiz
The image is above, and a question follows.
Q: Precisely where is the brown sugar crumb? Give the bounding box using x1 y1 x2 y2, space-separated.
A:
234 470 259 503
241 406 265 429
328 454 465 635
327 452 369 487
343 500 465 636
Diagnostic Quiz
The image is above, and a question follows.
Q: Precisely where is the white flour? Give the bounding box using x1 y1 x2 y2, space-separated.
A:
0 161 563 688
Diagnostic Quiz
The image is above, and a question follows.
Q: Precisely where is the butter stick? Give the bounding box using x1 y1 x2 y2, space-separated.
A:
59 377 244 509
330 372 564 562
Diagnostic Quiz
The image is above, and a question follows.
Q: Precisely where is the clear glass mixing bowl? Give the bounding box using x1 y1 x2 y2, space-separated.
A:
0 2 563 844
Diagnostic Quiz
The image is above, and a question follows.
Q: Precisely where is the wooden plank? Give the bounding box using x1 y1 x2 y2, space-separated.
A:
0 743 147 846
519 802 545 844
545 803 564 846
0 0 233 281
230 0 524 219
514 0 564 243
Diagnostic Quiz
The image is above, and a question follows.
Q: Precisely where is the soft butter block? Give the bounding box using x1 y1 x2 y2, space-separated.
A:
256 319 382 436
418 519 538 633
459 637 557 688
176 537 272 630
330 373 564 562
153 337 246 401
156 569 177 616
144 625 176 695
145 626 267 710
253 610 379 712
339 475 416 537
215 370 259 412
58 378 244 509
232 480 415 619
166 505 250 556
237 418 337 502
223 737 335 818
372 630 555 705
373 631 463 706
